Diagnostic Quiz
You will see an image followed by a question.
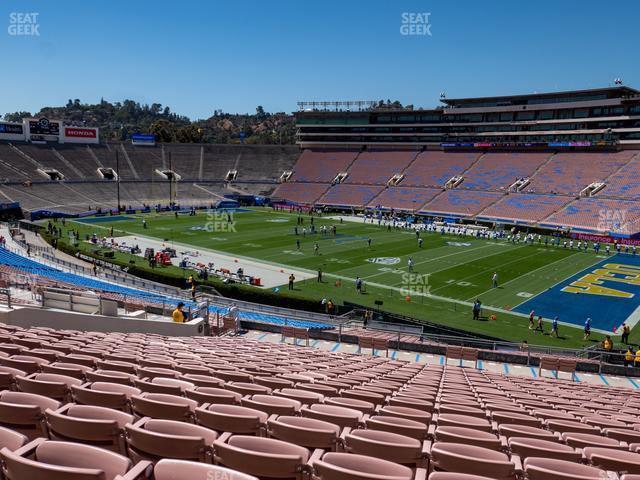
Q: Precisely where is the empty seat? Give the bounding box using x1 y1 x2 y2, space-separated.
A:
72 382 141 412
16 373 83 402
343 428 427 468
241 395 302 416
313 452 417 480
180 374 224 389
130 393 197 422
498 424 558 441
86 370 136 386
301 404 364 429
508 437 579 462
491 411 541 428
379 405 431 423
0 355 49 375
0 438 150 480
428 474 502 480
366 415 428 441
186 386 242 405
133 378 194 396
562 432 625 450
125 417 218 463
214 435 313 480
433 426 503 450
545 419 598 435
524 457 607 480
46 403 134 455
434 414 493 433
583 447 640 474
267 416 341 450
0 426 27 451
428 442 519 480
151 458 258 480
196 404 268 435
225 382 271 396
0 366 27 391
0 390 60 440
324 397 375 415
273 388 324 406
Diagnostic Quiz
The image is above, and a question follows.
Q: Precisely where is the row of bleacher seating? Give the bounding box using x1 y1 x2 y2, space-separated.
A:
0 324 637 479
276 148 640 233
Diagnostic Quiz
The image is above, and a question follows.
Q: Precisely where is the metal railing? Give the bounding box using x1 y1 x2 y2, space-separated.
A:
336 320 634 372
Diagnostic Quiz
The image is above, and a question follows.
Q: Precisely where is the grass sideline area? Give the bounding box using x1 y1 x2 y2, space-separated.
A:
42 207 633 349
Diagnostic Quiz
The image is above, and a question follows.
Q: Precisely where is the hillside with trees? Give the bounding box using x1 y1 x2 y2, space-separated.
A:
2 99 297 145
3 98 408 145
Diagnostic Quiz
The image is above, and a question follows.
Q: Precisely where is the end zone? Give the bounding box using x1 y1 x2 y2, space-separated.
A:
514 254 640 333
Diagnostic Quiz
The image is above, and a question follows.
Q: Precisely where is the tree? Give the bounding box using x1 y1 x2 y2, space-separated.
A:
255 105 266 120
3 111 31 122
150 119 176 143
175 125 203 143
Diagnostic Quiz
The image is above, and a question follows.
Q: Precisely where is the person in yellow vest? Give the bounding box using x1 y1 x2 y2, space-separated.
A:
172 302 186 323
625 346 635 367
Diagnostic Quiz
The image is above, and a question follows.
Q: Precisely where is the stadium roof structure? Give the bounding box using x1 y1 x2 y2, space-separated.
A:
441 85 640 107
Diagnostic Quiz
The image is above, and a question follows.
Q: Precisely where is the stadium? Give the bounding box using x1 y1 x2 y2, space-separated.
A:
1 1 640 479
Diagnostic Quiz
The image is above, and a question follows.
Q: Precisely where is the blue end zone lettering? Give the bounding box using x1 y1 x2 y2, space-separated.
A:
514 254 640 332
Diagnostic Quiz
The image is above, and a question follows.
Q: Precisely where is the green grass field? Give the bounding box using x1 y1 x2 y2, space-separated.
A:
53 208 618 348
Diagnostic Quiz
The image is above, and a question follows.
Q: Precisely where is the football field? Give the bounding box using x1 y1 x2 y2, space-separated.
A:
65 207 640 347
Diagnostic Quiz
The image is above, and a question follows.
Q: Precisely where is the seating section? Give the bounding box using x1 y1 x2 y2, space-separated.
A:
0 247 331 331
462 153 551 191
402 151 481 188
2 140 640 234
0 142 301 213
543 198 640 234
602 153 640 199
289 149 359 183
318 184 384 207
421 190 503 217
526 151 636 195
272 183 330 205
344 150 417 185
369 187 442 211
0 324 636 479
478 193 573 224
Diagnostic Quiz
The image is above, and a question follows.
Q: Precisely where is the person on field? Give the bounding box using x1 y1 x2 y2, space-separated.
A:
622 323 631 344
529 311 535 330
551 316 559 337
408 258 414 272
584 317 592 340
288 274 295 290
472 300 481 320
535 315 544 334
492 272 498 288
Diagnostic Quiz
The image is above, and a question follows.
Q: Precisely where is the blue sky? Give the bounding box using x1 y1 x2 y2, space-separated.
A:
1 0 638 120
